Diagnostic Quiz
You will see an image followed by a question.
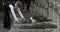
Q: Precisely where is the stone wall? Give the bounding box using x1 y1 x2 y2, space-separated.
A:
29 0 58 23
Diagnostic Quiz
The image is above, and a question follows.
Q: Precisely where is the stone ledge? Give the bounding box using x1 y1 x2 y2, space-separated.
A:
8 29 54 32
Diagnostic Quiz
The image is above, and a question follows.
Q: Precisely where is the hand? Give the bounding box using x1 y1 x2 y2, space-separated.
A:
15 19 20 23
21 18 26 21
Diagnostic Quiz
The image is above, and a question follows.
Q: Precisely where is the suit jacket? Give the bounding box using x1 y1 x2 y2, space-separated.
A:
3 1 16 27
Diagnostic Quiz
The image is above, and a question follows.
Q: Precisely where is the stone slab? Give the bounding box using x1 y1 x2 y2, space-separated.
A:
8 28 54 32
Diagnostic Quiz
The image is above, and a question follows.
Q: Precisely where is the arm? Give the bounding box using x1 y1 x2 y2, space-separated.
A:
17 8 25 20
9 5 18 21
